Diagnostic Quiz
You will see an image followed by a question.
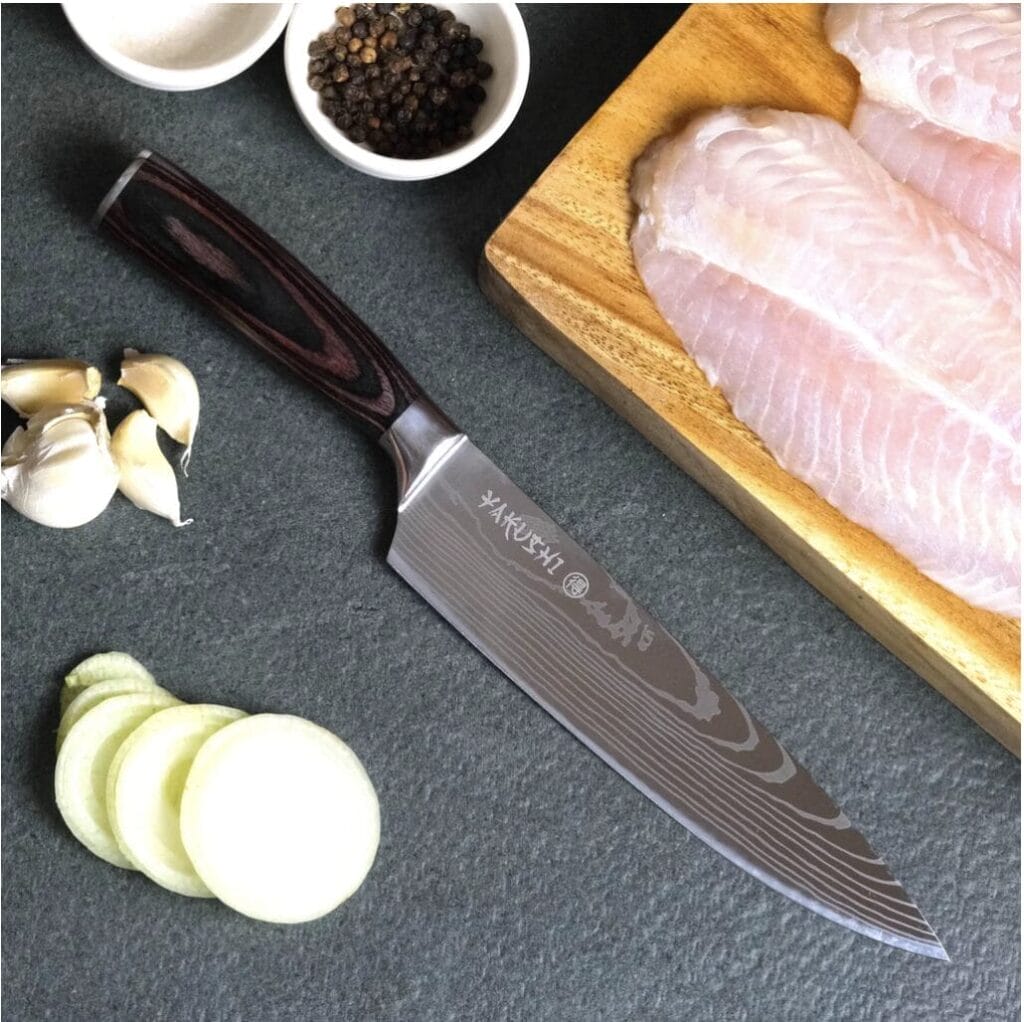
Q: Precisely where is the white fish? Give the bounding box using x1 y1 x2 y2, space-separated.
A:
826 3 1021 262
631 107 1021 616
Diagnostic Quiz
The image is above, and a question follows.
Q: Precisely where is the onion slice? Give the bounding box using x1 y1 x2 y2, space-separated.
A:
107 704 245 897
55 691 180 868
62 651 157 714
57 677 173 749
179 714 379 923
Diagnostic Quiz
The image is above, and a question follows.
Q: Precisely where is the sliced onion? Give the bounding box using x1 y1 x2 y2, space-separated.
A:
107 704 245 897
179 714 379 923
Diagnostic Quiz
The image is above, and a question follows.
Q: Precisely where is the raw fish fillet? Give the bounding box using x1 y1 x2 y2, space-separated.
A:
631 108 1021 616
826 4 1021 261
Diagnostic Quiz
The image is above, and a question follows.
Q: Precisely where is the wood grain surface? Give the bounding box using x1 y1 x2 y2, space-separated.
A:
99 152 423 438
480 3 1021 753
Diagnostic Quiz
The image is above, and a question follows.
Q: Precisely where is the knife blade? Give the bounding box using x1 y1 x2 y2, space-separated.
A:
95 150 946 960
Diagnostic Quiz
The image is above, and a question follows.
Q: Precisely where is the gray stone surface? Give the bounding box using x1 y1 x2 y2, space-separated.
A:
1 5 1019 1021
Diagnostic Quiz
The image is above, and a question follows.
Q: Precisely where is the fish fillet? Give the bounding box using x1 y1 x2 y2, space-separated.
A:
826 4 1021 262
631 108 1021 616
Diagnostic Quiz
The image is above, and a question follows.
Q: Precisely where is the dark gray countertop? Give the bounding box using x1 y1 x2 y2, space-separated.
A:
1 5 1019 1021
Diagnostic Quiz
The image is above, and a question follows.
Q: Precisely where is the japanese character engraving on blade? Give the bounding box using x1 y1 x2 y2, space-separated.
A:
383 402 947 960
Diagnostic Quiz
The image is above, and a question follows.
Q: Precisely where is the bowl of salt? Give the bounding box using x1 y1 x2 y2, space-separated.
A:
63 3 293 92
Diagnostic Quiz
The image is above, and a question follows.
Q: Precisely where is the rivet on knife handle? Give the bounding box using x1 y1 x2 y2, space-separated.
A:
95 149 423 438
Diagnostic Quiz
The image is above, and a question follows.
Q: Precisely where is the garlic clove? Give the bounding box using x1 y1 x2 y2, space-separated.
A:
2 426 28 458
110 409 192 528
1 400 119 528
118 349 199 474
1 359 102 417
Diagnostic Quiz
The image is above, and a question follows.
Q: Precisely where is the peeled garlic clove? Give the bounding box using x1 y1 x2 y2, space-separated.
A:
110 410 192 528
1 400 119 528
118 349 199 473
1 359 102 417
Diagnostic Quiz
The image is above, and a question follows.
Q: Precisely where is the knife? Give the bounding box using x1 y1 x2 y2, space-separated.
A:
95 150 945 960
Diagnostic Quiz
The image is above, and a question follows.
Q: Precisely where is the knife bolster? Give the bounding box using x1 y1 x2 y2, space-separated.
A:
381 398 465 509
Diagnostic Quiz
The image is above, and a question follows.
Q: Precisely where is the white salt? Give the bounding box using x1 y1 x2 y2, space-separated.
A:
101 4 279 69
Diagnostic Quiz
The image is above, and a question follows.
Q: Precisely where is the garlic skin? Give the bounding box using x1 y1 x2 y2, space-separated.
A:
118 349 199 473
1 400 119 528
110 410 192 528
1 359 102 416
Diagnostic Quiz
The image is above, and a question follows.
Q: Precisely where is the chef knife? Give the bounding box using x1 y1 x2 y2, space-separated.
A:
95 150 945 960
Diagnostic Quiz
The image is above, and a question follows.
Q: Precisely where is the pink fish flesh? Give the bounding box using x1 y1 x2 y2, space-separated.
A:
826 3 1021 262
631 107 1021 616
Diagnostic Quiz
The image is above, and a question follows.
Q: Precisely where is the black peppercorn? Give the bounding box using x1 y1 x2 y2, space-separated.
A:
310 2 494 159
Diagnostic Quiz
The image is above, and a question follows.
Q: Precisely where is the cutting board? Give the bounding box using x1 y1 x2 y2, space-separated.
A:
480 3 1021 753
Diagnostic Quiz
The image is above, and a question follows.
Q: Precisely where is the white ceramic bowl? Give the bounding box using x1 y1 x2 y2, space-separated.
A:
284 2 529 180
63 3 293 92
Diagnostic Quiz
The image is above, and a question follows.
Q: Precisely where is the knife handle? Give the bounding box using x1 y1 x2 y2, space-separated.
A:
94 150 423 438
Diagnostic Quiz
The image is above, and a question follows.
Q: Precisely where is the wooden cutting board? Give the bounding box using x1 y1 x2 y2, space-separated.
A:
480 3 1021 753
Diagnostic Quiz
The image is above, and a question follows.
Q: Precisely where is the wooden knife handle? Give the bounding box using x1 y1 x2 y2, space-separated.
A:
95 150 423 438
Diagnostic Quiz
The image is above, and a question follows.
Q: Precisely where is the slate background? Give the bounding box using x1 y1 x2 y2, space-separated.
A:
1 5 1019 1021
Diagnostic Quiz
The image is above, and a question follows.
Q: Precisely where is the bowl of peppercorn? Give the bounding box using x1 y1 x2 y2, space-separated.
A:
285 2 529 180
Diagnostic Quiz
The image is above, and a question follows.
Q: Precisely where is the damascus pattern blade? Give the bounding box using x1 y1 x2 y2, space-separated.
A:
384 409 946 960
